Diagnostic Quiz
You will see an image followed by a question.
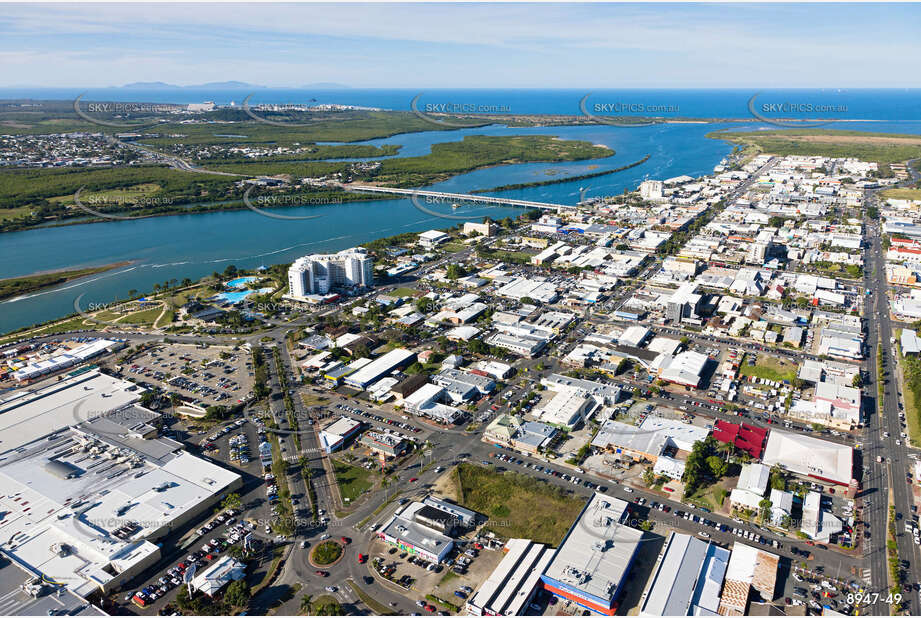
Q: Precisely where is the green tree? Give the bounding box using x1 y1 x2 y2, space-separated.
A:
706 455 728 478
221 492 242 511
758 498 773 522
300 595 313 615
769 466 786 491
446 263 467 280
311 598 344 616
642 467 656 486
223 580 250 608
415 297 435 313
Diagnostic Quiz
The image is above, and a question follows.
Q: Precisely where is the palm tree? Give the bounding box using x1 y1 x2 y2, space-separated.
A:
299 594 313 615
717 440 734 462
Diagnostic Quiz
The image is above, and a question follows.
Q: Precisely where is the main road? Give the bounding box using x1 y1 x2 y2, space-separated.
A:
863 188 920 615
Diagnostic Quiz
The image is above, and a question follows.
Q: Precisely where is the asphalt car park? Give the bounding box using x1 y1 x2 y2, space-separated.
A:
116 344 252 406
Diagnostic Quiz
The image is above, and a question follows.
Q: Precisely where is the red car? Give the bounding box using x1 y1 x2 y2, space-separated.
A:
805 540 815 546
409 477 418 482
473 543 483 550
315 570 329 577
358 553 367 563
341 536 351 544
425 604 436 613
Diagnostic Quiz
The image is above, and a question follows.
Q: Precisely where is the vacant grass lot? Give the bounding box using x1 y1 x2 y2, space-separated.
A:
48 182 162 205
709 129 921 165
882 188 921 201
738 354 798 383
451 463 585 545
332 460 375 502
899 342 921 447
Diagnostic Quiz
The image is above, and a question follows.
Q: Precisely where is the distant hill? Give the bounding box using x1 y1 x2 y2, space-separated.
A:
120 81 262 89
121 81 178 89
301 82 351 89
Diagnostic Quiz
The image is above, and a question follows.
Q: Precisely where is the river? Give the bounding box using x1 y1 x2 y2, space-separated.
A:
2 119 920 334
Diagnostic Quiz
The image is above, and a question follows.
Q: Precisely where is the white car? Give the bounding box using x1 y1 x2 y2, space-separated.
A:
623 487 633 493
325 586 337 593
697 531 710 538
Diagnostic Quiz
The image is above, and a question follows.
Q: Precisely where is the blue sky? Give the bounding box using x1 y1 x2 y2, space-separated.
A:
2 3 920 88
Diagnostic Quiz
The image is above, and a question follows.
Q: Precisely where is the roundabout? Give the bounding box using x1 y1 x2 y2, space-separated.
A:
309 540 345 567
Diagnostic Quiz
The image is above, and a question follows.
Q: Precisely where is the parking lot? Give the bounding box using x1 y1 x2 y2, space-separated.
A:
332 401 426 436
114 507 258 613
115 343 251 406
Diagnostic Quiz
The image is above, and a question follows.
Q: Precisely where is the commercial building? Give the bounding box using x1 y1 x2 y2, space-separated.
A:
378 502 455 563
540 494 642 615
191 556 246 597
0 570 107 617
541 374 622 405
761 431 853 486
801 491 843 542
902 329 921 355
466 539 553 616
343 348 416 389
533 386 596 430
618 325 651 348
359 430 411 459
728 463 771 513
639 532 730 617
422 496 478 529
418 229 450 248
317 416 363 453
495 276 558 304
654 350 709 388
591 416 709 480
0 370 144 452
463 220 498 237
483 414 558 453
287 247 373 297
11 339 123 382
0 392 241 602
712 420 769 458
432 367 495 398
717 543 779 615
486 332 548 358
665 283 702 324
402 383 464 424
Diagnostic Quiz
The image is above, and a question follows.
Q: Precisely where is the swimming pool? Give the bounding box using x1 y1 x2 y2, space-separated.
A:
212 287 274 304
226 276 259 289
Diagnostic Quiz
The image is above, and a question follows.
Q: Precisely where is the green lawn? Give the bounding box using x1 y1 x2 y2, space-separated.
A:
451 463 585 545
119 306 164 325
332 460 375 502
311 541 343 565
738 354 798 383
390 287 420 298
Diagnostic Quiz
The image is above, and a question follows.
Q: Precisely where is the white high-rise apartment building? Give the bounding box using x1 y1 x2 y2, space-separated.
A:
639 179 664 200
288 247 374 297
